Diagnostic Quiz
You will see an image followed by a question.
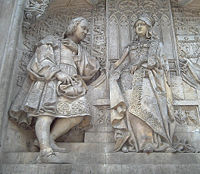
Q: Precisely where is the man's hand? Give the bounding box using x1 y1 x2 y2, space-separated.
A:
56 72 74 84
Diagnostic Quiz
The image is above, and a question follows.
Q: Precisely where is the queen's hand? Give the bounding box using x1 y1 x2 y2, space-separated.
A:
130 65 137 74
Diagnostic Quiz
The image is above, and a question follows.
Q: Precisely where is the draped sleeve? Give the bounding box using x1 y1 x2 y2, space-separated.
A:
75 46 100 82
9 42 60 128
27 44 60 81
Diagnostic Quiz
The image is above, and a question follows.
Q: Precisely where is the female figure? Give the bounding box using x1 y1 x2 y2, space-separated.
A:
110 14 175 152
10 17 100 161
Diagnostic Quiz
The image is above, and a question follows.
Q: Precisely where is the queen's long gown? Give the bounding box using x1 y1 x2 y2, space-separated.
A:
110 39 175 152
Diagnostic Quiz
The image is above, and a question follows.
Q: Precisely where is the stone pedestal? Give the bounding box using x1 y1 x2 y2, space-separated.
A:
3 152 200 174
2 115 200 174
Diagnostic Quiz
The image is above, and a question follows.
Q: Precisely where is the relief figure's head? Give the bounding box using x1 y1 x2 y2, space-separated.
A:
134 13 155 39
64 17 89 43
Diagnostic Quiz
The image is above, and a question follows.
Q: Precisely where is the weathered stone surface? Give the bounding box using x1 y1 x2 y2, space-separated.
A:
0 0 27 165
183 82 197 100
2 152 200 173
57 142 114 153
2 164 200 174
3 121 35 152
3 152 200 165
85 132 115 143
171 76 185 100
175 126 200 151
1 0 200 173
87 126 113 133
2 164 72 174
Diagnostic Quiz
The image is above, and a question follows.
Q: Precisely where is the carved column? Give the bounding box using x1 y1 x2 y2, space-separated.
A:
0 0 27 163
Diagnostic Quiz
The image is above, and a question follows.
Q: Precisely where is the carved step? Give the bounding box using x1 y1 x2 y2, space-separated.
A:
3 152 200 165
86 126 113 132
2 164 72 174
84 132 115 143
2 164 200 174
57 142 114 153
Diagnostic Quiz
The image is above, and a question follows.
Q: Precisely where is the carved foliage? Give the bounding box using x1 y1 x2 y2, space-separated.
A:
174 106 200 126
91 1 106 67
23 0 52 29
91 106 110 126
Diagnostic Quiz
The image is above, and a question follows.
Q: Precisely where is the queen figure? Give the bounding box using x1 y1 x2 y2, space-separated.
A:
110 13 176 153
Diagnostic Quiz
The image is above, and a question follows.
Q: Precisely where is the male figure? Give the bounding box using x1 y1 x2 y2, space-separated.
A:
10 17 100 162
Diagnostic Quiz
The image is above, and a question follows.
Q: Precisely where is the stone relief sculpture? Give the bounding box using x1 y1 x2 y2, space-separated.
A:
9 17 100 162
179 57 200 89
110 13 176 153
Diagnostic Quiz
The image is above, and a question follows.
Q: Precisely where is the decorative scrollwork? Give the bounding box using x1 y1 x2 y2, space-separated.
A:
23 0 52 29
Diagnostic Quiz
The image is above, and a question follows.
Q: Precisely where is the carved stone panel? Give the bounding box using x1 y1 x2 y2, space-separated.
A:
2 0 200 172
171 4 200 151
172 7 200 64
3 0 200 157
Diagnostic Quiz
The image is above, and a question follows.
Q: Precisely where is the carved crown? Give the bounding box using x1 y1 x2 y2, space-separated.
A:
137 13 155 27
